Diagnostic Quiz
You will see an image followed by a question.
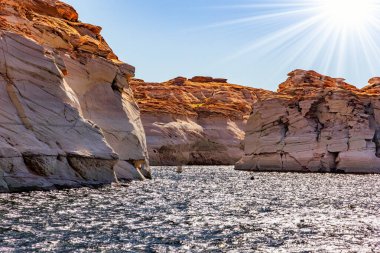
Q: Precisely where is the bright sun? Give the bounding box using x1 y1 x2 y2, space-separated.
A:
318 0 376 28
215 0 380 83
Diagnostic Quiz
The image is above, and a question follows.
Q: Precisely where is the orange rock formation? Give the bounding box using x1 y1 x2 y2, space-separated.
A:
131 77 272 165
236 69 380 174
0 0 124 63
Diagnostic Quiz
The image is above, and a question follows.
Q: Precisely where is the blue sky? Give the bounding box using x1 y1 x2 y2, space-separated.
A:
64 0 380 90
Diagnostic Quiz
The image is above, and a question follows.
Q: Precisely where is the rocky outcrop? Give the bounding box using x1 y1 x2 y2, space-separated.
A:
236 69 380 174
0 0 149 192
130 77 272 165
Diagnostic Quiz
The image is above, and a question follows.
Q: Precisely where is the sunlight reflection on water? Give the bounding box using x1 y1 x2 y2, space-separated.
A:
0 166 379 252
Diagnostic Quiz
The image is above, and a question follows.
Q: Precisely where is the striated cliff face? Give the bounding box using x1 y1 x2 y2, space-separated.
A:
0 0 149 192
236 69 380 174
131 77 272 165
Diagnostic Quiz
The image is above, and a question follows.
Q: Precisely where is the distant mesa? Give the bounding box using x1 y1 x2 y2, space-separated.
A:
157 76 229 87
189 76 228 83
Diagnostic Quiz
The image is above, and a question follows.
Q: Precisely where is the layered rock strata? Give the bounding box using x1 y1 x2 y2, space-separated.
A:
0 0 149 192
131 77 272 165
236 70 380 174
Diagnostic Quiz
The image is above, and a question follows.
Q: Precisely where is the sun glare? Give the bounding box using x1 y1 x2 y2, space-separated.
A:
211 0 380 85
318 0 376 28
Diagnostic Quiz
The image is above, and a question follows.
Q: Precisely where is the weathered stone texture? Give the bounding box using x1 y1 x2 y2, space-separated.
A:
0 0 149 192
236 70 380 174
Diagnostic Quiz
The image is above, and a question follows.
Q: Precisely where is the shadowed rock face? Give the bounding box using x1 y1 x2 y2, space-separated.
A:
236 69 380 174
130 77 272 166
0 0 149 192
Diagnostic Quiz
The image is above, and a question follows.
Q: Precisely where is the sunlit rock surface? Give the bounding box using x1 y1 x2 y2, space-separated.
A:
131 77 272 165
236 70 380 174
0 0 149 192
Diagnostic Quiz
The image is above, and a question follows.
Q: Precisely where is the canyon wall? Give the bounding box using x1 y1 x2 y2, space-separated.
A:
236 70 380 174
131 77 272 165
0 0 149 192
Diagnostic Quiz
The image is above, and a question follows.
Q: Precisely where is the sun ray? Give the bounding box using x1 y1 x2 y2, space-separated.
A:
205 0 380 86
356 28 380 74
275 22 333 70
223 13 324 61
205 7 318 29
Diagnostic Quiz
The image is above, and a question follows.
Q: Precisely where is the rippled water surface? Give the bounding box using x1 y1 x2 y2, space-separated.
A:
0 166 379 252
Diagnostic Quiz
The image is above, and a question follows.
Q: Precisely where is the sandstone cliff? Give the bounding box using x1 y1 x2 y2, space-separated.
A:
0 0 149 192
236 70 380 174
131 77 272 165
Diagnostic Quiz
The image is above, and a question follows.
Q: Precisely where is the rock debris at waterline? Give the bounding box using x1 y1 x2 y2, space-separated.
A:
0 0 149 192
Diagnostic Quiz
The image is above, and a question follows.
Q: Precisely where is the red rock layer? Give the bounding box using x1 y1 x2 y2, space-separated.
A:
130 77 272 166
0 0 133 68
131 77 271 120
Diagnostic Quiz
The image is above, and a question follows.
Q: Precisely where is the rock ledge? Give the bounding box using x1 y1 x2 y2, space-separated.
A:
236 70 380 174
0 0 149 192
131 77 272 165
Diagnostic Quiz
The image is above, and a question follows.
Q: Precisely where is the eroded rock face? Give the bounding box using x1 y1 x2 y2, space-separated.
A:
131 77 272 165
236 69 380 174
0 0 149 192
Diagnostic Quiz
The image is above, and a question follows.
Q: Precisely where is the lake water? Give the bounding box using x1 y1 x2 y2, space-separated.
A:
0 166 379 252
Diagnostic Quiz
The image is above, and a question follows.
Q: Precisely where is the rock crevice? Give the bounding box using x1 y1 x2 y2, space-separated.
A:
0 0 149 192
130 77 273 165
236 70 380 174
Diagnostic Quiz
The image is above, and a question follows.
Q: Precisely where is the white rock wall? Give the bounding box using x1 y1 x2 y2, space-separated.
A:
0 31 149 192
